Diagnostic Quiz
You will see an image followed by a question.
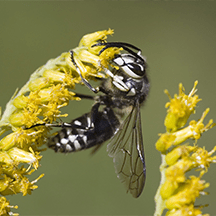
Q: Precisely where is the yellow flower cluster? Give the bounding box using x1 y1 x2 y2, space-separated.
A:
0 29 119 215
155 81 215 216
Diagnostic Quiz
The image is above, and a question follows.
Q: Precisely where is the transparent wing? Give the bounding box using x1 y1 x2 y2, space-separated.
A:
107 102 146 198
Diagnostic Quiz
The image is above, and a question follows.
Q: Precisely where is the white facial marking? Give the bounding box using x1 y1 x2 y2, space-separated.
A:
122 66 141 79
113 81 128 92
103 67 114 78
124 57 133 64
116 75 123 80
113 57 124 66
113 75 129 91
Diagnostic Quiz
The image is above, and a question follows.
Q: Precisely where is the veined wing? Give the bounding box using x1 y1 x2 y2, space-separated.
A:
107 101 146 198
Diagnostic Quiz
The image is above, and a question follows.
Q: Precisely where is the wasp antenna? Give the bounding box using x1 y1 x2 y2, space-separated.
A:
92 42 144 62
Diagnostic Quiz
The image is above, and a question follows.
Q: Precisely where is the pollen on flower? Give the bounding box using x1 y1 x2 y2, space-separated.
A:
166 204 209 216
164 81 201 132
16 127 48 150
0 197 18 216
155 133 176 153
156 109 215 154
28 77 50 92
78 28 114 50
0 163 44 196
191 146 216 171
165 145 196 166
165 174 209 209
160 159 192 199
100 47 121 69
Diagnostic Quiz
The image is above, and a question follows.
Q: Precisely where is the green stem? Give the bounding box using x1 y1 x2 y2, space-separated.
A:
154 154 167 216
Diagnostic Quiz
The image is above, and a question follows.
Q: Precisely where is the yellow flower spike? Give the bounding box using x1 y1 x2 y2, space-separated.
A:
28 147 42 170
9 111 26 127
16 92 44 128
191 146 216 170
63 69 80 88
164 81 201 132
0 30 118 214
42 103 67 123
0 152 13 164
0 132 17 151
160 180 180 199
48 84 75 104
160 159 192 199
83 65 105 79
154 82 215 216
38 85 73 104
166 158 194 181
43 70 66 83
43 69 78 89
28 77 50 92
78 29 114 51
171 108 214 146
77 50 101 68
30 173 44 185
165 145 196 166
165 174 209 209
22 107 43 129
8 147 37 165
0 197 18 216
1 172 44 196
166 204 209 216
13 95 28 109
100 47 121 69
66 29 120 84
156 108 215 153
0 163 39 196
68 54 89 79
16 127 47 150
155 133 176 153
38 88 55 103
24 91 43 109
0 175 13 193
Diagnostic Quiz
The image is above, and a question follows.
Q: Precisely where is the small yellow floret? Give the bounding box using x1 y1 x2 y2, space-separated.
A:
166 204 209 216
166 174 209 209
164 81 201 132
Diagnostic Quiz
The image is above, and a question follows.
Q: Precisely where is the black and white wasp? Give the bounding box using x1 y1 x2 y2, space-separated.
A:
47 42 149 198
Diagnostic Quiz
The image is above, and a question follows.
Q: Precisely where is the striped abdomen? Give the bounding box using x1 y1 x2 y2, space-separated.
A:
48 106 120 153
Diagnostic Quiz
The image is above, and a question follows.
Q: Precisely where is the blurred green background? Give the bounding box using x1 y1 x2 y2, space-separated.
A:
0 1 216 215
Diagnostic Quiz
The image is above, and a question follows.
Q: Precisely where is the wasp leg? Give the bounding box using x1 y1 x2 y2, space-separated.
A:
47 102 103 131
25 94 105 130
70 50 99 93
